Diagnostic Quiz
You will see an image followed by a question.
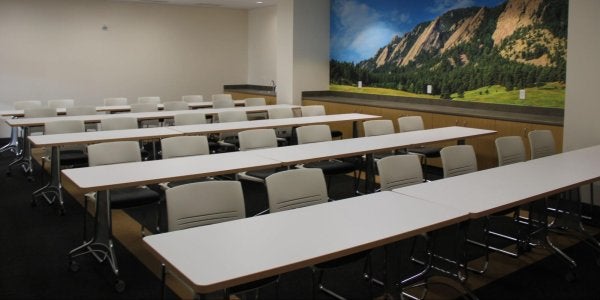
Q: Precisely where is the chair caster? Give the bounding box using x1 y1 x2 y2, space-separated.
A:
27 176 34 182
58 207 65 216
565 270 577 283
69 260 80 272
114 279 126 293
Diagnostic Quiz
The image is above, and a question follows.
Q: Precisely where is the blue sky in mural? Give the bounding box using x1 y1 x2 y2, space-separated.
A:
331 0 505 63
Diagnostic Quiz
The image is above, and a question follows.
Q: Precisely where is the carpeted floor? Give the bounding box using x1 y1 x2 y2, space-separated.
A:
1 152 600 299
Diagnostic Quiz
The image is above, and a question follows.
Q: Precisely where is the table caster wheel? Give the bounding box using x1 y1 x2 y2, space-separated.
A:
565 270 576 283
114 279 126 293
69 260 80 272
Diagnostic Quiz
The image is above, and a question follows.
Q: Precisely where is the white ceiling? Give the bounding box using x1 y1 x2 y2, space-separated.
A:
115 0 279 9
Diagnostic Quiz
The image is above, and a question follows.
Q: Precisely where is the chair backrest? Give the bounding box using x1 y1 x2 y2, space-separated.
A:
47 99 75 109
161 136 210 159
212 98 235 109
377 155 424 191
103 97 128 106
100 117 139 130
24 107 57 118
166 181 245 231
296 124 332 144
238 129 278 151
495 136 526 166
138 96 161 105
300 105 326 117
173 112 207 125
266 168 328 213
440 145 478 178
44 120 85 135
163 101 189 111
244 98 266 106
130 103 158 113
218 110 247 123
268 107 294 119
528 130 556 159
211 94 233 101
181 95 204 102
398 116 425 132
14 100 42 110
87 141 141 166
66 105 96 116
363 119 395 137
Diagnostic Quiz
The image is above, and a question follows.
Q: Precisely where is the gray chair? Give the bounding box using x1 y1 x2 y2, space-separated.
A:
164 180 279 299
265 168 372 299
245 97 267 120
215 110 248 151
528 130 556 159
162 101 189 126
130 103 159 127
363 119 396 159
398 116 441 178
173 112 207 126
100 117 153 160
295 124 360 193
300 105 343 139
159 135 211 189
267 107 295 144
66 106 98 131
496 136 527 166
376 154 424 191
212 98 235 109
211 93 233 101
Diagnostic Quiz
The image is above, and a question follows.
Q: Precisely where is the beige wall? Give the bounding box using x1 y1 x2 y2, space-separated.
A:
0 0 248 135
563 0 600 151
248 5 277 87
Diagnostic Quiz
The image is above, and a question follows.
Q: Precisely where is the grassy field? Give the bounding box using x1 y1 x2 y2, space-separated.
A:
330 83 565 108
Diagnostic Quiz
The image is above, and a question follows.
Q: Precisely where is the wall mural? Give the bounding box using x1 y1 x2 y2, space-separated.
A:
330 0 568 108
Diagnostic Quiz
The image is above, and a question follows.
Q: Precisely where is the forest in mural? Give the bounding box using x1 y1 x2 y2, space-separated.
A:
330 0 568 108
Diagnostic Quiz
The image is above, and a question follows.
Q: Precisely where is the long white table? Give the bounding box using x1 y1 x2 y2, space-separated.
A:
0 100 246 117
5 104 298 175
64 151 283 290
29 127 182 213
28 113 379 213
253 126 496 192
393 144 600 278
143 191 470 296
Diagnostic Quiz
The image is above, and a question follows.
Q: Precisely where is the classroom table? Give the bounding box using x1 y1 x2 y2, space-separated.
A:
63 151 283 291
0 101 247 117
252 126 496 193
171 113 380 138
4 104 298 175
28 127 182 214
143 191 470 297
393 144 600 280
27 113 378 213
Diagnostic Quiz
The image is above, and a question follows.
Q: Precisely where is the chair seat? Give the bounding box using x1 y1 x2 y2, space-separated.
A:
59 150 88 167
304 160 357 176
110 187 160 209
407 146 441 158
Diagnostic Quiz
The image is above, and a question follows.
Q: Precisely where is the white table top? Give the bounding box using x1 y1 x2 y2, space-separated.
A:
28 127 182 147
253 126 496 165
61 151 281 193
143 191 469 293
5 104 298 127
172 113 380 135
0 101 247 117
394 144 600 219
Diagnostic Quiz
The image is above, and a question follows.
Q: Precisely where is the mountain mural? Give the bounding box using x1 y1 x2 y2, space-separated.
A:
330 0 568 104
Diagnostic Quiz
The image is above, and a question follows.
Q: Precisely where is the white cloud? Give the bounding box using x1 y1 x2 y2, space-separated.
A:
427 0 476 14
349 24 398 59
332 0 400 62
